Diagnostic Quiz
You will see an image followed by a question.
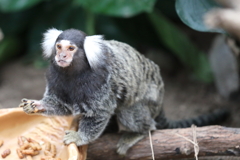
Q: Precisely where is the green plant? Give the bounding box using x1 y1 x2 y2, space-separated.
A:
148 10 212 82
175 0 224 33
0 0 214 82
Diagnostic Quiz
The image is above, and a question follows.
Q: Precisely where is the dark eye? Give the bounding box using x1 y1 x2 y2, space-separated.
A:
56 44 61 49
69 46 75 51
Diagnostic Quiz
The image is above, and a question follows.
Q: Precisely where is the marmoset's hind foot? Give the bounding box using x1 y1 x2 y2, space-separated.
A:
19 98 45 114
117 133 145 155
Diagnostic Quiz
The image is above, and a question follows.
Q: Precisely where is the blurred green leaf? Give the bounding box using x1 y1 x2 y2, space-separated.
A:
33 57 49 68
85 10 95 35
0 37 21 65
148 10 213 82
96 16 135 45
112 14 161 47
0 0 43 12
24 1 87 65
73 0 156 17
0 10 36 35
175 0 224 33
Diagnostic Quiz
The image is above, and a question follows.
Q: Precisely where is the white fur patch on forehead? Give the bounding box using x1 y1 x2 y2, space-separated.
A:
42 28 63 58
57 40 77 47
84 35 104 69
57 40 70 46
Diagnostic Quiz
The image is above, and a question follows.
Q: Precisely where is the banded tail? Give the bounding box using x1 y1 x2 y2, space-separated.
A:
155 108 230 129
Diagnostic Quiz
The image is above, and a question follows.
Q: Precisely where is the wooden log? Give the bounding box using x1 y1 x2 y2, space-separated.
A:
87 126 240 160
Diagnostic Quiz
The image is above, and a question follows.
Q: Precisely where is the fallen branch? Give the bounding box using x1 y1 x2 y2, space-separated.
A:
87 126 240 160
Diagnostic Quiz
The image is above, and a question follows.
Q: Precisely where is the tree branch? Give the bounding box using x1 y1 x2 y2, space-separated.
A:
87 126 240 160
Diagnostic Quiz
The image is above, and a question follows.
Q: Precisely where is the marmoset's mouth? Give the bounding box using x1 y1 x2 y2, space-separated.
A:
57 60 70 67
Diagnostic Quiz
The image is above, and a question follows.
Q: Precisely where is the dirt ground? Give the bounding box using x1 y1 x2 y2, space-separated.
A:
0 60 239 128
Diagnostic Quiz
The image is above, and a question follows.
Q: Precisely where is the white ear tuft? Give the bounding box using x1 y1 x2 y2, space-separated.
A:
42 28 63 58
84 35 105 69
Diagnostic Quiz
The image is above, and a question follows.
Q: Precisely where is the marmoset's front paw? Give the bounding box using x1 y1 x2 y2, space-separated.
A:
63 130 87 146
19 98 45 114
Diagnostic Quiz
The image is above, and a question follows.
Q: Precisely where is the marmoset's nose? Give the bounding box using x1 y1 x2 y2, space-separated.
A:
60 52 67 59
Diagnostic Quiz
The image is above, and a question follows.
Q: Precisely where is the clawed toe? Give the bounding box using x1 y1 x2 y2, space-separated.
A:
117 146 127 155
63 130 87 146
19 99 37 114
21 98 28 103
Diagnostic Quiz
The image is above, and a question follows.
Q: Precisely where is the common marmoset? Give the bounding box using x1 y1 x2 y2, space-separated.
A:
19 28 228 155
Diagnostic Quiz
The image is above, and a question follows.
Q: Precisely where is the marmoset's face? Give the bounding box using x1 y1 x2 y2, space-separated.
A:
55 40 78 68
